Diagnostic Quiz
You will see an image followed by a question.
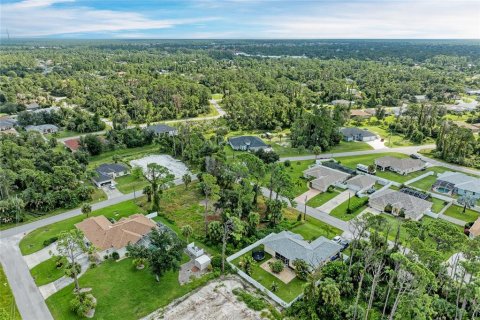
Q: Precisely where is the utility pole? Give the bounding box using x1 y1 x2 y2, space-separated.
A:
304 195 308 221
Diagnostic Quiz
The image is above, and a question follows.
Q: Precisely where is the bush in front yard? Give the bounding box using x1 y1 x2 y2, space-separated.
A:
111 251 120 260
269 260 284 274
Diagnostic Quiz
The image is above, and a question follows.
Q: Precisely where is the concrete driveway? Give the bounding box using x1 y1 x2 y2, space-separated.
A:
317 190 355 213
294 188 321 204
24 242 58 269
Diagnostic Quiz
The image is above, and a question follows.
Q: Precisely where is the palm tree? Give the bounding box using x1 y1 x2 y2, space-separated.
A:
143 185 153 202
181 225 193 243
81 203 92 218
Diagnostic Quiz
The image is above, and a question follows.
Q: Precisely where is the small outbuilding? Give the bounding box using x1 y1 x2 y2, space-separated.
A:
195 255 211 271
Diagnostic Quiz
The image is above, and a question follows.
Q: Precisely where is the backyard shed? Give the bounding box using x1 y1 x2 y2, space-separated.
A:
194 255 211 271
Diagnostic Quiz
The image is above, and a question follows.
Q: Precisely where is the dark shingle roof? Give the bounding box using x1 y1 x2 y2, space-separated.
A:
340 127 376 138
97 163 128 175
145 124 176 134
228 136 268 149
92 172 113 183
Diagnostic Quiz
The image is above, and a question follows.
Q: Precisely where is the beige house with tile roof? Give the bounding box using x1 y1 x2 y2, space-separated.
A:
75 214 156 257
368 189 432 221
304 166 350 192
469 218 480 239
375 156 425 175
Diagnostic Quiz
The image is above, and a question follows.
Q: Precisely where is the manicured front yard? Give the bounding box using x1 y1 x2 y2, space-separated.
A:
431 198 448 214
409 174 437 191
30 257 65 286
443 205 479 223
282 160 315 196
0 266 21 320
232 252 305 303
20 199 148 255
306 190 340 208
115 174 148 194
46 258 215 320
290 216 342 241
330 196 368 221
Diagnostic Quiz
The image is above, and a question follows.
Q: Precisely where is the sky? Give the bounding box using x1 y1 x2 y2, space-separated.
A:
1 0 479 39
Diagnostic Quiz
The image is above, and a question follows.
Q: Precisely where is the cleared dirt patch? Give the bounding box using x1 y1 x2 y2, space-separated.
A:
142 277 265 320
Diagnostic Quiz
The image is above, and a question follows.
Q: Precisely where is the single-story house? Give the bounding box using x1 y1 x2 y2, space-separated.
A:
64 138 81 152
350 109 372 119
340 127 377 142
32 106 60 114
375 156 425 175
263 231 342 269
0 120 14 131
466 89 480 96
445 100 479 113
414 95 428 103
331 99 354 106
75 214 156 258
145 124 177 136
346 175 376 193
469 217 480 239
434 171 480 199
303 166 350 192
25 124 59 134
228 136 269 151
92 163 129 187
25 102 40 111
368 189 432 221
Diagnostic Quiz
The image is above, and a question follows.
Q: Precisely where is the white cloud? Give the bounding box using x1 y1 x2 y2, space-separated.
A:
1 0 217 37
256 0 480 39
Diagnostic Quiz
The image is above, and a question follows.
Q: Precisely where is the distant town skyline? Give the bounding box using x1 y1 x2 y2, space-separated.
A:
1 0 479 39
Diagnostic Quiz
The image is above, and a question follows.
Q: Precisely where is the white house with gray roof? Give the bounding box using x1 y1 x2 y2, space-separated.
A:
92 163 129 187
340 127 377 142
368 189 432 221
345 175 376 193
434 171 480 199
303 165 350 192
25 124 59 134
263 231 342 269
145 124 177 136
375 156 425 175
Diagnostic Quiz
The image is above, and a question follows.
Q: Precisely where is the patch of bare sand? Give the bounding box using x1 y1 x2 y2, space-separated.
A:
142 277 266 320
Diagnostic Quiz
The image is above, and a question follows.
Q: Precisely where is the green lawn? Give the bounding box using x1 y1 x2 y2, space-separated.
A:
30 257 65 286
115 175 149 194
232 252 305 303
290 216 342 241
283 160 315 196
20 199 147 255
431 198 448 214
47 130 85 139
0 266 21 320
443 205 479 223
408 174 436 191
46 258 215 320
330 196 368 221
361 124 434 148
306 190 340 208
211 93 224 100
87 144 159 169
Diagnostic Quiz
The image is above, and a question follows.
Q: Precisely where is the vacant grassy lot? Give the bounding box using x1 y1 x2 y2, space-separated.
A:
443 205 479 223
306 190 340 208
46 257 215 320
283 160 315 196
88 144 159 169
20 199 147 255
30 257 65 286
289 216 342 241
232 252 305 303
330 196 368 221
0 266 21 320
409 174 437 191
115 174 149 194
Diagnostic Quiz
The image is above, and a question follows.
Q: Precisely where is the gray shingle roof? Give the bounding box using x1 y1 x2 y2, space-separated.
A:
25 124 59 132
346 175 376 189
369 189 432 220
263 231 342 268
437 171 480 194
375 156 424 172
340 127 376 138
228 136 268 149
304 166 350 191
97 163 128 175
145 124 176 134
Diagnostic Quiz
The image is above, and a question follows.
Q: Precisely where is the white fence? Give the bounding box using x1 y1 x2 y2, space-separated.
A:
226 235 303 308
146 212 158 219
